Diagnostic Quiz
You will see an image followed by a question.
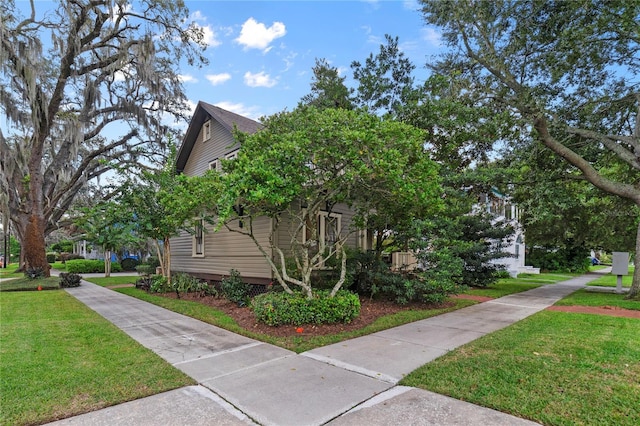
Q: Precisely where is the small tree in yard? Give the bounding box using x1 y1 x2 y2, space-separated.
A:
216 107 442 299
119 144 217 284
75 202 134 277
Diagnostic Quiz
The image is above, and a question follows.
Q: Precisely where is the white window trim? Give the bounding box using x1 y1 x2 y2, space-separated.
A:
203 120 212 142
192 219 205 257
225 150 239 160
301 210 342 266
209 158 222 172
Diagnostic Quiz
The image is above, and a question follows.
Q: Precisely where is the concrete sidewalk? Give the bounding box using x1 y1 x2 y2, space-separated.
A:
47 270 609 425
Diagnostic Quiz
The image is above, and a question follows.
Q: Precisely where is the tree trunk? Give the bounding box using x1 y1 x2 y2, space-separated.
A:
164 236 171 285
105 249 111 278
627 219 640 300
22 214 50 277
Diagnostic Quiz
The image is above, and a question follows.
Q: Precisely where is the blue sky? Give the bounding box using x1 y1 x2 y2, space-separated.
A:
179 0 443 120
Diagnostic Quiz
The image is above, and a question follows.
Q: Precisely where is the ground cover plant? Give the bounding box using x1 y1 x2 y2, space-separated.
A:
401 310 640 425
0 290 194 426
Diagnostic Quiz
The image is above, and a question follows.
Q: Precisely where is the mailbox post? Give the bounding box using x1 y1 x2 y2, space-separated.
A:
611 252 630 294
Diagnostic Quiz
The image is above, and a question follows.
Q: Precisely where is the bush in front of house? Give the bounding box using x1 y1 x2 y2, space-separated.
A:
59 272 82 288
220 269 250 306
370 271 463 305
252 290 361 326
46 253 57 263
120 257 139 271
66 259 122 274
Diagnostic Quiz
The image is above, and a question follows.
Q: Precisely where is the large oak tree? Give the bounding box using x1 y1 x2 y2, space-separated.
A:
0 0 206 276
421 0 640 299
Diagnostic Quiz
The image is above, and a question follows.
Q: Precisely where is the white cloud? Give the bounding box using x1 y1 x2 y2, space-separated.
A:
190 10 207 22
421 27 442 47
244 71 277 88
200 24 221 47
179 74 198 83
235 18 286 52
214 101 263 121
206 73 232 86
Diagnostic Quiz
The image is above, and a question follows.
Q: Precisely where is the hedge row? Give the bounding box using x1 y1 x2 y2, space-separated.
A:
65 259 123 274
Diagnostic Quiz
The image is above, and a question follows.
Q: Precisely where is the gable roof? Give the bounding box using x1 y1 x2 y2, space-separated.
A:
176 101 262 173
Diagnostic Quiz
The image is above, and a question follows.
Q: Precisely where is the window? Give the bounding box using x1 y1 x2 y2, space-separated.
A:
209 159 222 172
192 219 205 257
302 211 341 264
225 150 239 160
203 120 212 141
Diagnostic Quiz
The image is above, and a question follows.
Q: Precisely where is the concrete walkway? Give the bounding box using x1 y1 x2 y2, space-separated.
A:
47 270 609 426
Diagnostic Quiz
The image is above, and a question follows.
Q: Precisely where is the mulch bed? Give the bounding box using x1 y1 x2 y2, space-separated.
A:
158 292 454 338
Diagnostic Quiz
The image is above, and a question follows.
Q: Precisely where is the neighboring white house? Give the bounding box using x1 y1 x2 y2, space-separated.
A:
478 189 538 276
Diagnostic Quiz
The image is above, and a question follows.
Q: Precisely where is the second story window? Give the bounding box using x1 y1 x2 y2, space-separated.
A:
203 120 212 141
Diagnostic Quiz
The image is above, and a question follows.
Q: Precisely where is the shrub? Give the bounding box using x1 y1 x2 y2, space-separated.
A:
171 273 204 298
60 253 84 263
144 256 161 268
370 271 464 305
252 290 361 326
46 253 57 263
149 275 169 293
120 257 139 271
66 259 122 274
136 264 155 276
528 245 591 273
221 269 250 306
59 272 82 288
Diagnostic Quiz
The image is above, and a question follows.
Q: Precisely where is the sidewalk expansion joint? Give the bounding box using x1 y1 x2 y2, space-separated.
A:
301 352 398 384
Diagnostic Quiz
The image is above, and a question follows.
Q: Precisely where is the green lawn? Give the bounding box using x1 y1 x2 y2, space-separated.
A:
465 272 577 298
401 310 640 425
587 273 633 288
0 290 194 426
0 276 61 291
0 265 22 279
556 289 640 311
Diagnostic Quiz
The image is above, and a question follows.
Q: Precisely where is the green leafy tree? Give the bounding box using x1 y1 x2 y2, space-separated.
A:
119 144 218 283
421 0 640 299
217 107 442 299
75 203 135 277
0 0 206 276
300 58 354 110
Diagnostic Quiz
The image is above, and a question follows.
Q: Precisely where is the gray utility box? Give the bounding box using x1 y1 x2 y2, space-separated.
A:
611 252 630 276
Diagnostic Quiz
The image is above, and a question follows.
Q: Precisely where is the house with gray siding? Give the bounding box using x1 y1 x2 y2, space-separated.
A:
170 102 367 284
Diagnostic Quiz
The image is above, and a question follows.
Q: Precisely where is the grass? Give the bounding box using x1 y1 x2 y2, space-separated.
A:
0 290 195 426
587 273 632 288
84 276 137 287
0 276 61 291
50 261 67 271
0 265 22 279
115 287 476 353
555 289 639 311
401 310 640 425
465 272 577 299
